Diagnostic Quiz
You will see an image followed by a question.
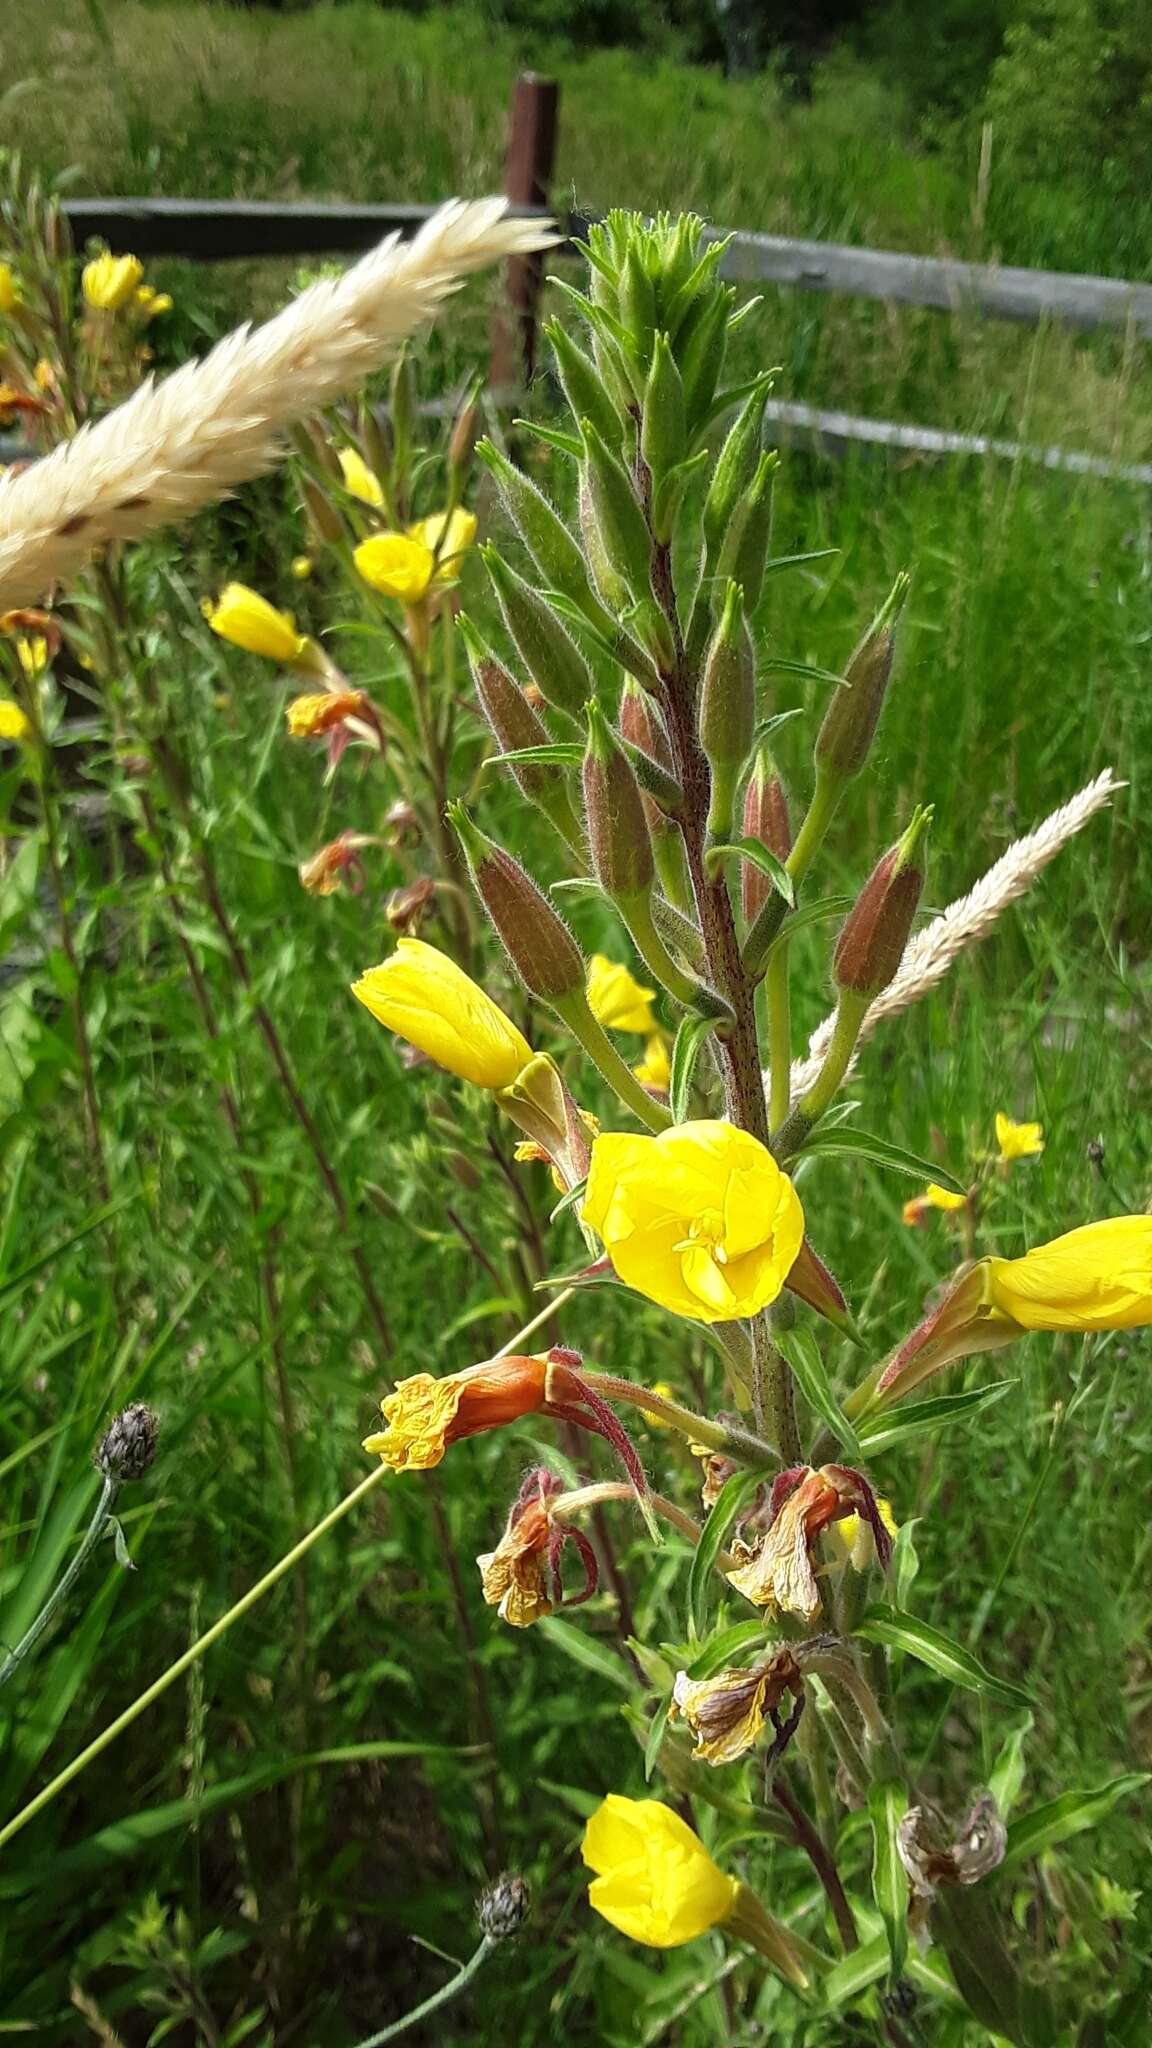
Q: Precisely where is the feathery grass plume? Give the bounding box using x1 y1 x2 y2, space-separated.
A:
788 768 1123 1100
0 200 555 611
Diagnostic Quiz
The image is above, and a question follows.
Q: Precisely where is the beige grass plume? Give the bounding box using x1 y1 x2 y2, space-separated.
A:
0 198 554 611
788 767 1123 1101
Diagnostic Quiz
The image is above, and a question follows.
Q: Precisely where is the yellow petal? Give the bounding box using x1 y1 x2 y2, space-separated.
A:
925 1182 968 1213
988 1215 1152 1331
995 1111 1045 1161
82 252 145 311
204 583 310 665
632 1034 671 1092
582 1796 738 1947
354 533 435 603
0 700 32 744
338 447 385 508
586 954 658 1035
409 507 478 565
352 938 532 1089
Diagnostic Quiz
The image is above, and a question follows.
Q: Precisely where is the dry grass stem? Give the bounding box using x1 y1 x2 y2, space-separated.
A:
0 198 554 609
788 767 1123 1100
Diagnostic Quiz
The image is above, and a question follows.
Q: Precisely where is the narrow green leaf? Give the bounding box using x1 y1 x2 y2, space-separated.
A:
549 1176 588 1223
1001 1773 1150 1872
800 1124 966 1193
644 1697 671 1781
705 838 794 905
673 1618 768 1681
513 418 583 459
856 1605 1033 1708
774 1327 861 1460
988 1715 1034 1822
760 547 841 580
488 743 584 768
757 896 854 969
868 1776 909 1981
669 1014 716 1124
687 1466 763 1638
537 1615 633 1691
857 1381 1016 1452
762 657 847 686
438 1296 521 1345
821 1931 889 2006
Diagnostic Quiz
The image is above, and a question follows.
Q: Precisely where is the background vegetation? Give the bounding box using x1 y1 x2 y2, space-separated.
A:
1 1 1150 2040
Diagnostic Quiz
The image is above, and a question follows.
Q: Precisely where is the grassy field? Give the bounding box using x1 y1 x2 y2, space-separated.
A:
1 6 1151 2043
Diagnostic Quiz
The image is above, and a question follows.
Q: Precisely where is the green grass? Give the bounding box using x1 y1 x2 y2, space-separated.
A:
1 13 1151 2042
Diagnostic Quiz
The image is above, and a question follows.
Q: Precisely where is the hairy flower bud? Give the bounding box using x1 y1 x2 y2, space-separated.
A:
481 544 592 718
461 619 581 850
583 698 654 905
679 288 732 432
449 805 586 1003
546 316 623 449
95 1403 159 1482
715 451 777 613
741 750 791 922
815 572 910 784
475 439 615 638
477 1873 531 1941
640 331 686 487
834 806 931 999
579 417 654 606
702 375 774 553
700 581 755 839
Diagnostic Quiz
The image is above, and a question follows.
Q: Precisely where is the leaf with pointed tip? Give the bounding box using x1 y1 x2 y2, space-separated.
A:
513 419 583 460
762 657 847 685
799 1125 966 1193
687 1466 763 1638
773 1327 860 1460
760 548 841 580
856 1605 1033 1708
857 1381 1016 1453
1001 1773 1150 1872
706 838 794 905
488 743 584 768
869 1777 909 1981
757 896 854 970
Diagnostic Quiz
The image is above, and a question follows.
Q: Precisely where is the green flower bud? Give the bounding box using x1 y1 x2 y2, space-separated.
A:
461 618 583 850
579 416 654 605
481 543 593 719
300 474 346 547
545 316 624 450
715 450 778 613
700 581 755 840
679 288 732 432
833 805 932 998
640 332 686 488
620 242 658 352
815 572 910 784
476 439 616 638
702 376 774 553
449 804 585 1003
625 596 677 677
583 697 654 905
741 751 792 923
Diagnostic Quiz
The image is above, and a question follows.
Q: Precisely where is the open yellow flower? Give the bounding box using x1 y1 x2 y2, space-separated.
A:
0 700 31 744
988 1215 1152 1330
582 1797 738 1947
352 937 531 1088
203 584 321 671
410 507 478 562
587 954 658 1034
583 1120 804 1323
82 252 145 312
996 1111 1044 1162
902 1182 968 1226
354 533 435 604
337 447 385 507
632 1034 671 1093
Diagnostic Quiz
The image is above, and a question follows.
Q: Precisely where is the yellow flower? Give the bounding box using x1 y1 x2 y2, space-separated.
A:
828 1494 898 1571
354 533 435 604
133 284 172 320
902 1182 968 1226
632 1034 671 1093
987 1215 1152 1331
409 506 478 563
0 265 21 315
337 446 385 507
291 555 314 581
352 937 532 1088
364 1351 576 1470
587 954 658 1035
16 637 48 679
583 1119 804 1323
996 1111 1044 1162
82 252 145 312
0 700 31 744
203 584 319 669
583 1796 738 1947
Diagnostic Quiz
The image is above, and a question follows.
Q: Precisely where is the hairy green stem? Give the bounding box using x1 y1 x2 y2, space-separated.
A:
553 993 671 1131
351 1936 496 2047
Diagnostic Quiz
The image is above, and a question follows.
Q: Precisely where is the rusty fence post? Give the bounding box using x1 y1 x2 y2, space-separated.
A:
488 73 559 398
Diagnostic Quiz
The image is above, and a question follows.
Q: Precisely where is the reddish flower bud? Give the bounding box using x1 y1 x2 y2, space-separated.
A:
449 804 586 1003
815 572 909 784
583 696 654 906
741 750 791 922
834 806 931 999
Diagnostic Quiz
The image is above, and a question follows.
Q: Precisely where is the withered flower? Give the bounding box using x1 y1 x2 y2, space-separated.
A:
672 1647 804 1767
298 831 370 897
897 1794 1007 1948
726 1463 892 1621
383 798 420 848
477 1468 597 1629
386 875 436 935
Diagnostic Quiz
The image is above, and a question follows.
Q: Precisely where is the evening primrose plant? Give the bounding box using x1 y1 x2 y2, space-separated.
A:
347 212 1149 2043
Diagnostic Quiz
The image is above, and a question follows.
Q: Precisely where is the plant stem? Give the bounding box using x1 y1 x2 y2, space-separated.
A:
0 1475 118 1689
553 993 671 1132
351 1935 495 2048
765 949 792 1131
773 1775 859 1955
582 1371 777 1466
754 1312 802 1466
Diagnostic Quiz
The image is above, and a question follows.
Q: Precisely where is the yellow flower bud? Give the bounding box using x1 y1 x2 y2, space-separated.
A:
133 285 172 320
351 937 532 1089
337 446 385 508
583 1120 804 1324
987 1215 1152 1331
291 555 314 581
0 700 32 744
632 1034 671 1093
16 637 49 679
82 252 145 312
995 1111 1044 1163
582 1796 738 1947
202 583 319 669
586 954 658 1035
354 533 435 604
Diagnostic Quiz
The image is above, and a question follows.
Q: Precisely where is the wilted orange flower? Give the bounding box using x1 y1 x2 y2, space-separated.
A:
285 687 382 772
726 1463 892 1620
298 832 369 896
477 1468 597 1628
672 1649 804 1767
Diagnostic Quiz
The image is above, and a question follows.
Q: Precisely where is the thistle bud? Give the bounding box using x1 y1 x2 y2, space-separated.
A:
640 331 686 487
702 376 773 553
715 451 777 614
741 750 791 923
461 619 583 850
583 697 654 906
449 805 585 1004
815 572 910 784
95 1403 158 1482
475 439 613 637
834 805 932 999
477 1873 531 1941
481 544 592 719
579 417 654 606
546 316 623 449
700 582 755 840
